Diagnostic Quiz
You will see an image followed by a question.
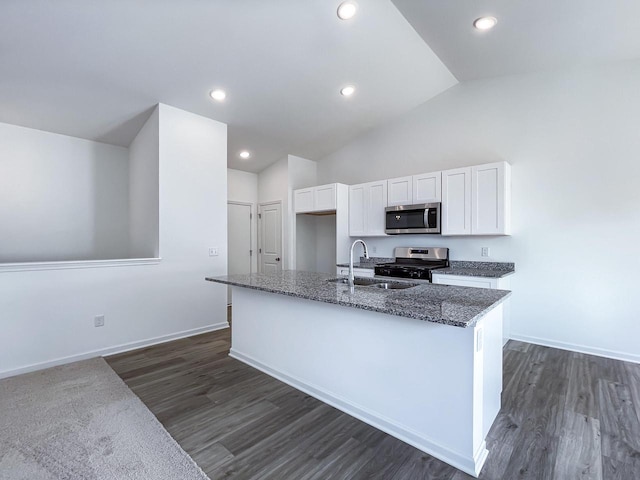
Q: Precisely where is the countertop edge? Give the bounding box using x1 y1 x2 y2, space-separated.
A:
206 276 511 328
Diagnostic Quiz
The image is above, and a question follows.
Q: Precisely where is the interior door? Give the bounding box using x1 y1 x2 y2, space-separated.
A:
259 202 282 274
227 202 252 304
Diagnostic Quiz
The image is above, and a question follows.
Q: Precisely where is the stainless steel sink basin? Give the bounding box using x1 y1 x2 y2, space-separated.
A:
327 277 418 289
327 277 380 286
370 282 418 290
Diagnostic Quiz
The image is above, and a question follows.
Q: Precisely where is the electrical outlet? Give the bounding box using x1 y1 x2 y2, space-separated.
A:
209 247 219 257
94 315 105 327
481 247 490 257
371 246 377 254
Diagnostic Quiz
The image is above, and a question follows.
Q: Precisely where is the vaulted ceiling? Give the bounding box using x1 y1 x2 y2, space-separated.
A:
1 0 639 173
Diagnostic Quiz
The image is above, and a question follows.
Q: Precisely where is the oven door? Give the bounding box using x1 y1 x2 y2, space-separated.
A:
385 203 441 234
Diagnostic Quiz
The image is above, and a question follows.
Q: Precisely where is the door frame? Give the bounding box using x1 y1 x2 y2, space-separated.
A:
258 201 283 274
227 201 254 275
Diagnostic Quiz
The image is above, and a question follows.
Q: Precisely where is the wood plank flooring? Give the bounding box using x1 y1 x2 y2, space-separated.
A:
106 327 640 479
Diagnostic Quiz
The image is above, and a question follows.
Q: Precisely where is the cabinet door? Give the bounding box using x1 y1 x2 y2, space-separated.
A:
354 268 375 278
472 162 510 235
387 176 413 206
367 181 387 236
336 267 375 278
294 188 314 213
413 171 442 203
349 184 366 236
441 167 471 235
314 184 336 212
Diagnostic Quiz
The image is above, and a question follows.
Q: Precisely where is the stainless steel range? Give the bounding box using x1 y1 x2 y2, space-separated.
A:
374 247 449 282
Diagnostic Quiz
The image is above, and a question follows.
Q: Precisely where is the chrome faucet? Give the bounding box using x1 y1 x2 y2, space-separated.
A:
349 239 369 292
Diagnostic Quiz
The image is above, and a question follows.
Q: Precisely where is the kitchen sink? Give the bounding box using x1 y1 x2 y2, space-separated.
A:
370 282 418 290
327 277 418 289
327 277 380 286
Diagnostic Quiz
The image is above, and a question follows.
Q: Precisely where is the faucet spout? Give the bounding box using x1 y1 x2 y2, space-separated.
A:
349 239 369 292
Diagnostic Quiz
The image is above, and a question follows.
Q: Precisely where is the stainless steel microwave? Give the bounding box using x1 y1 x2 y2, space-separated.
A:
385 203 441 234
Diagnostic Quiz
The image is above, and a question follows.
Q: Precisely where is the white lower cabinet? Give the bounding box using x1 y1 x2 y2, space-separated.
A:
432 275 498 289
432 273 511 345
336 267 375 278
349 181 387 236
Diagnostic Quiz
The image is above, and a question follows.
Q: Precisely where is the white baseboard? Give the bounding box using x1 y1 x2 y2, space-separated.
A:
509 333 640 364
230 348 485 478
0 322 229 380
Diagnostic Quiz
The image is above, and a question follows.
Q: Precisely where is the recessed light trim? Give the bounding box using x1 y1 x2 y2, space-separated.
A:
210 89 226 101
473 16 498 31
239 150 251 159
337 1 358 20
340 85 356 97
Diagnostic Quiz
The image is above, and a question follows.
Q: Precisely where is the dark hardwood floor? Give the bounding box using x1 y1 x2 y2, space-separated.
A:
106 324 640 479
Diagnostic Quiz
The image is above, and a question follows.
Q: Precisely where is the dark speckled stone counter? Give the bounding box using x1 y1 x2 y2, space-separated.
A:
206 270 510 328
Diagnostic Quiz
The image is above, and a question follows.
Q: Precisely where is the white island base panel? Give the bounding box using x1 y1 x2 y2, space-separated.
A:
229 287 503 477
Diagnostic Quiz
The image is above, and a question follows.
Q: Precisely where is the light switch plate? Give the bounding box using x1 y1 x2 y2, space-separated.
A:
94 315 105 327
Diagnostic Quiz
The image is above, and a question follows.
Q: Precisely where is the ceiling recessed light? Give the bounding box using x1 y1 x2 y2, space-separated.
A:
337 1 358 20
210 89 226 101
239 150 251 159
473 16 498 31
340 85 356 97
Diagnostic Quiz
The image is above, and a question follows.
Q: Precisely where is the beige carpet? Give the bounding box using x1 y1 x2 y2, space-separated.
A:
0 357 209 480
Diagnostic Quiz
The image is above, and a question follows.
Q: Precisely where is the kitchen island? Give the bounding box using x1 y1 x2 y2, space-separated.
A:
206 271 510 477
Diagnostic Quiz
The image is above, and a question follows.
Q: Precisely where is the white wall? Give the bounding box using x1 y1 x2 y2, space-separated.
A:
315 215 337 273
258 157 289 269
0 104 229 378
288 155 318 269
228 168 258 273
0 122 130 262
316 60 640 362
129 107 159 258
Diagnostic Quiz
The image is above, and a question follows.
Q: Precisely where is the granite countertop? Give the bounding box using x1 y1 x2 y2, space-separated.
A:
336 259 515 279
434 261 515 279
206 271 510 328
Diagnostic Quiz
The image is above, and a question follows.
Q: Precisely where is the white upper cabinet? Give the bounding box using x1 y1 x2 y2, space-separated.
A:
294 188 314 213
348 184 366 236
388 172 442 206
294 183 337 213
314 184 337 212
442 162 511 236
367 181 387 236
387 176 413 206
472 162 511 235
413 171 442 203
349 180 387 236
442 167 472 235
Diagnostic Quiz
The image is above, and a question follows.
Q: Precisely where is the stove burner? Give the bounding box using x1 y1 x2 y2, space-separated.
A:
373 247 449 282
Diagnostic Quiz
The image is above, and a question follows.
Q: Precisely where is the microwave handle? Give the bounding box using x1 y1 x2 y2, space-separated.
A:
423 208 429 228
